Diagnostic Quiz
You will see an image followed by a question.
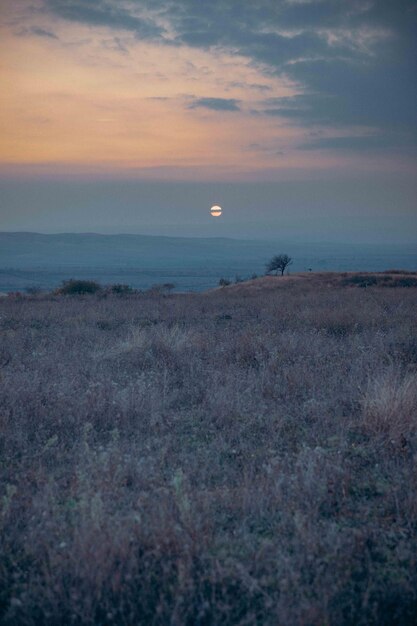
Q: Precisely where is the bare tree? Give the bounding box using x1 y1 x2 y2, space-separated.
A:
265 254 293 276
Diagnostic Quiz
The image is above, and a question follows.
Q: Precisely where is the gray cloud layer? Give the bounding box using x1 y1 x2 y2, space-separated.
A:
41 0 417 148
18 26 59 39
44 0 163 39
188 97 241 111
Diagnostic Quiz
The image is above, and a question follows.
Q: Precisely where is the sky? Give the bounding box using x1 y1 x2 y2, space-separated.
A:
0 0 416 242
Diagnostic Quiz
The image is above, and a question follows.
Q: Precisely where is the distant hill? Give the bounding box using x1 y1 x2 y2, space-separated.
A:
0 232 415 292
0 231 281 269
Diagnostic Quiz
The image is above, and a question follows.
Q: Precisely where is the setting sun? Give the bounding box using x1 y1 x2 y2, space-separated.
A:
210 205 222 217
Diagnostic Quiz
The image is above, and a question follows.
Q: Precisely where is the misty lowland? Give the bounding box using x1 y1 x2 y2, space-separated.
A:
1 269 417 625
1 232 416 293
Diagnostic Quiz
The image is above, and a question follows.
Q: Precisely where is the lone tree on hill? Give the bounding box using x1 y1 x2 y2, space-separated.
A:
266 254 293 276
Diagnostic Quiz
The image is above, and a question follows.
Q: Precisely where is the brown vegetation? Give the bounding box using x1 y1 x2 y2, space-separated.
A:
0 274 417 625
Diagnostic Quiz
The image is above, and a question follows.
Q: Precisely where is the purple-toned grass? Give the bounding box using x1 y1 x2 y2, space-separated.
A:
1 277 417 625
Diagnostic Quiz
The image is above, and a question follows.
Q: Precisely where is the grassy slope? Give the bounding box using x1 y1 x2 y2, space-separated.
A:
1 274 417 625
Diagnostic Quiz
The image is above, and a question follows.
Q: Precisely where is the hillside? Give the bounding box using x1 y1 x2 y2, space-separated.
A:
1 277 417 624
215 271 417 292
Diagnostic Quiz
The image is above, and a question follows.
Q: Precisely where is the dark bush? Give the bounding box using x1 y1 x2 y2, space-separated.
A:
342 274 378 287
57 279 102 295
25 286 42 295
109 284 136 295
343 274 417 288
147 283 176 295
390 277 417 287
162 283 176 293
219 278 232 287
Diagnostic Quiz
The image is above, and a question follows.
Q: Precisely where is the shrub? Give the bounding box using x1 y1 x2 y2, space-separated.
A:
109 284 136 295
25 286 42 295
57 279 102 295
342 274 417 288
390 277 417 288
342 274 378 287
219 278 231 287
147 283 176 295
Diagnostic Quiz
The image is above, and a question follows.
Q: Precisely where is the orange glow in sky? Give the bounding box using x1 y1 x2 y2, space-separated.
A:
0 0 415 240
0 18 293 176
0 0 416 183
0 1 404 181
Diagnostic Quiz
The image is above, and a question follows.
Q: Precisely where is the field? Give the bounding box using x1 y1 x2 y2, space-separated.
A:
1 273 417 625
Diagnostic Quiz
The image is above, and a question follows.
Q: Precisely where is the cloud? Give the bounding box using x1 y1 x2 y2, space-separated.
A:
298 132 414 151
17 26 59 40
228 81 272 92
44 0 163 39
34 0 417 147
188 97 241 111
101 36 128 53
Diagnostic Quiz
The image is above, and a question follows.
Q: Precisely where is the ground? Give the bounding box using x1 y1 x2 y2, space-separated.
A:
1 273 417 625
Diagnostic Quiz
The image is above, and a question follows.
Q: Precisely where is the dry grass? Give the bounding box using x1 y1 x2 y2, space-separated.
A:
0 274 417 625
361 369 417 440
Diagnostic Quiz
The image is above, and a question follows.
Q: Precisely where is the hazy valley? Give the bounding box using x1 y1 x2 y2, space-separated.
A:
1 232 416 293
